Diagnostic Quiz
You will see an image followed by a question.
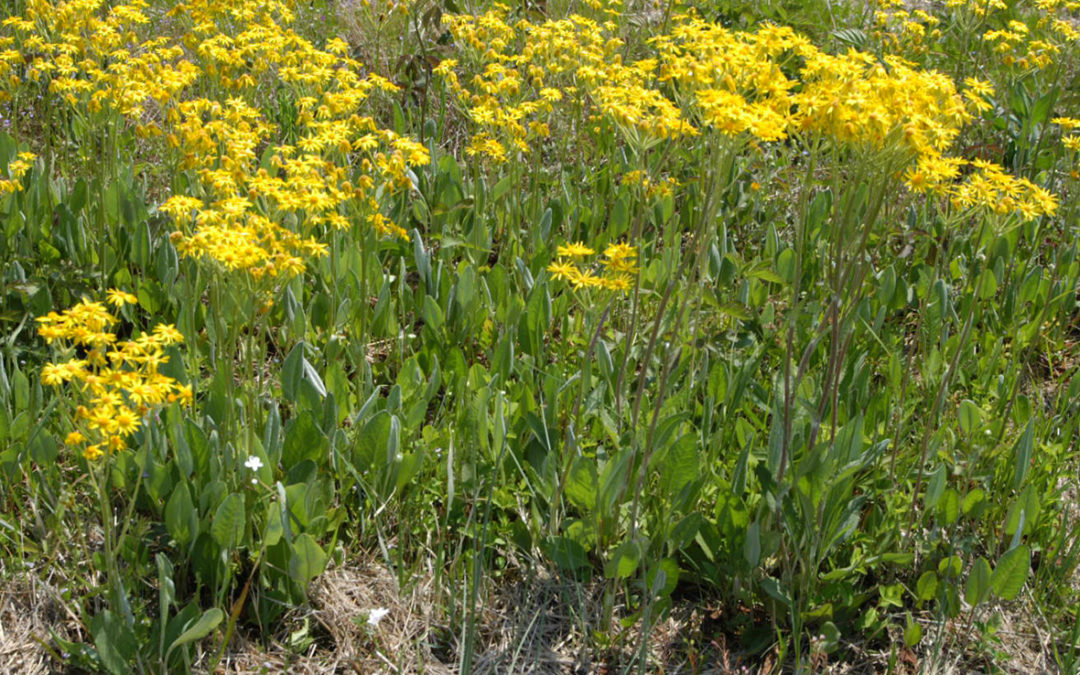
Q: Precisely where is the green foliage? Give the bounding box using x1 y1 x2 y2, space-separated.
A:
1 0 1079 671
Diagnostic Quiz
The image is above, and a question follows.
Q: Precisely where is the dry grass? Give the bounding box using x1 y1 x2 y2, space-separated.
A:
0 555 1072 674
0 572 81 675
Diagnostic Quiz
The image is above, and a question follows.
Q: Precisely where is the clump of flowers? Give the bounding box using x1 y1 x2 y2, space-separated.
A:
1 0 429 282
548 242 639 292
0 152 35 196
904 154 1058 219
37 292 191 461
622 170 678 200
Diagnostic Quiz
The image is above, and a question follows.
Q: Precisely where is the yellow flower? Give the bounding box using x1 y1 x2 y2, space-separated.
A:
39 294 189 460
556 242 595 258
152 324 184 344
112 406 140 436
547 260 580 282
106 288 138 307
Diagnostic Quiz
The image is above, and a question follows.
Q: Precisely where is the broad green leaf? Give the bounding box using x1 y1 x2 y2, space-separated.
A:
924 464 946 510
1005 485 1040 537
938 488 960 526
210 493 245 550
289 533 328 586
91 610 136 675
916 571 938 602
744 521 761 567
185 420 210 479
965 557 991 607
542 536 591 573
775 248 796 284
976 268 997 300
164 483 197 549
566 457 598 512
962 488 985 516
938 555 962 578
760 576 791 607
903 613 922 647
605 540 641 579
1012 421 1034 490
281 342 305 403
958 400 982 436
646 558 680 599
658 435 699 497
991 545 1030 601
282 411 328 470
166 608 223 660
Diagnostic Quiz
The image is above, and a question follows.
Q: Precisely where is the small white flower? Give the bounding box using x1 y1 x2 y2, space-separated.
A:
245 455 263 472
367 608 390 627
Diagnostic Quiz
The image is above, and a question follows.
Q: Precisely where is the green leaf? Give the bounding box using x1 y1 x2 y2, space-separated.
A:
91 611 136 675
542 536 591 573
962 488 985 516
903 612 922 647
937 488 960 526
991 545 1030 601
775 248 796 284
646 558 680 599
1005 485 1040 538
916 571 938 602
658 435 699 497
164 484 197 549
492 175 512 202
165 608 223 661
965 557 991 607
760 576 791 607
1012 421 1034 490
185 420 210 479
565 457 597 512
924 464 946 509
156 555 176 661
210 493 245 550
938 555 962 578
289 533 328 586
958 400 982 436
976 268 997 300
605 540 641 579
744 521 761 567
281 343 305 403
282 411 328 470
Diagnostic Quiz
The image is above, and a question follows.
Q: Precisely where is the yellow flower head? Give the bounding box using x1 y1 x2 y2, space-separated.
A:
106 288 138 307
556 241 596 258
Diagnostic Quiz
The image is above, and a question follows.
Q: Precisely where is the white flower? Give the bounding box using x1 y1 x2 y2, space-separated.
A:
245 456 263 471
367 608 390 627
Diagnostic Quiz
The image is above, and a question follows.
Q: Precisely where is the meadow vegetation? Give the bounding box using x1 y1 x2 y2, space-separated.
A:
0 0 1079 671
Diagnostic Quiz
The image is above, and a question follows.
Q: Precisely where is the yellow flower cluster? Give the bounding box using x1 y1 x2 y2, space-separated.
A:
36 292 191 461
547 242 638 292
793 49 972 156
983 22 1060 70
651 20 802 143
439 10 697 160
622 170 678 200
874 0 1078 71
441 7 1055 221
1 0 429 280
904 154 1058 219
440 9 980 153
873 8 942 54
0 151 35 195
1057 118 1080 154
